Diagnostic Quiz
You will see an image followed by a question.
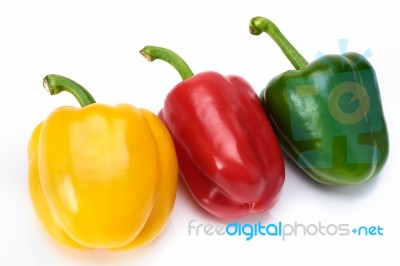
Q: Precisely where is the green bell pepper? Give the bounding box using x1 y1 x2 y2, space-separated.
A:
249 16 389 185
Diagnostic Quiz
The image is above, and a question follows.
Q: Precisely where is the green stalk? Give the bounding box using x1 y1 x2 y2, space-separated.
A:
249 16 308 70
140 45 194 80
43 74 96 107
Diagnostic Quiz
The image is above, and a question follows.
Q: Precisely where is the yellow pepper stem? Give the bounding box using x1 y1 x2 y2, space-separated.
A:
43 74 96 107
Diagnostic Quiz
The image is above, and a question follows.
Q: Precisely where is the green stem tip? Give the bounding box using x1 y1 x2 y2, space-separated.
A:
140 45 194 80
43 74 96 107
249 16 308 70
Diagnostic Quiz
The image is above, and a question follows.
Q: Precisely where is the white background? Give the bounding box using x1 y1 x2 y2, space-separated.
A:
1 0 399 265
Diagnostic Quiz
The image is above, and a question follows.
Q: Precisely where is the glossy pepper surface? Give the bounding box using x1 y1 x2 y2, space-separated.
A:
28 75 178 250
249 17 389 185
140 46 284 219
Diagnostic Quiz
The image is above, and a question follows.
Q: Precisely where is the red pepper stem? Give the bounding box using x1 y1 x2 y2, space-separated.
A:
140 45 194 80
43 74 96 107
249 16 308 70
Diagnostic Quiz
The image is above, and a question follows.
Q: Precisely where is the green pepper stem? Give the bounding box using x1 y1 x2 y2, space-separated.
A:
140 45 194 80
249 16 308 70
43 74 96 107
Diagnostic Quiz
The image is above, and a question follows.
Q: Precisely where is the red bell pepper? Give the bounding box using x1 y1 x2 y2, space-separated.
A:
140 46 285 219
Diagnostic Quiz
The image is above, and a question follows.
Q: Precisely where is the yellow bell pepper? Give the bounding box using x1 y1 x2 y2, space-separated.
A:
28 74 178 250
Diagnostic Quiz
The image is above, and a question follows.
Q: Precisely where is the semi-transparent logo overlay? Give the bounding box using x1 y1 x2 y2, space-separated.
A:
288 40 382 168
